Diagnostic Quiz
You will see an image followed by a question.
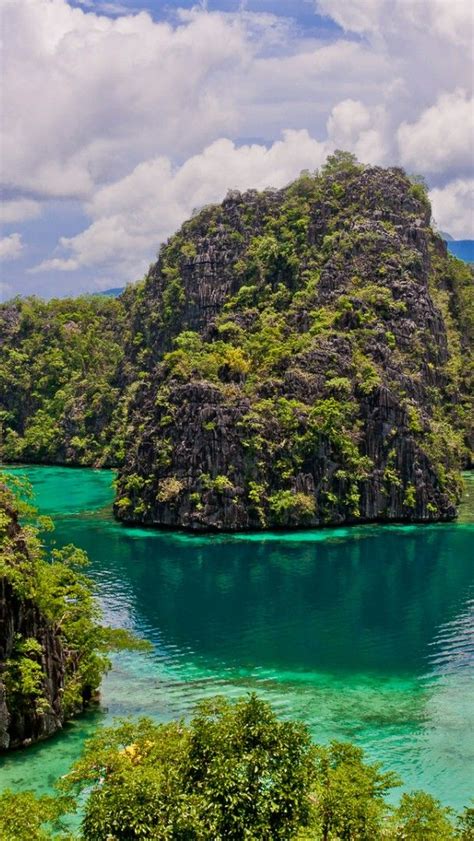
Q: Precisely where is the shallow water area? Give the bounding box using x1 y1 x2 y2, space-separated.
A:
1 465 473 811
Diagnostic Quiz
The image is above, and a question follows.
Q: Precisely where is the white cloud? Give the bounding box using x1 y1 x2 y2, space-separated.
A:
398 90 474 176
32 130 328 278
0 199 41 223
430 178 474 240
0 233 24 261
0 1 257 199
2 0 473 294
316 0 384 36
326 99 388 164
315 1 473 134
315 0 474 46
29 257 79 273
3 0 471 203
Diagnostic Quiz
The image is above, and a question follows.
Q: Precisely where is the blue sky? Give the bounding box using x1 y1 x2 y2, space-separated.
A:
1 0 473 299
69 0 343 34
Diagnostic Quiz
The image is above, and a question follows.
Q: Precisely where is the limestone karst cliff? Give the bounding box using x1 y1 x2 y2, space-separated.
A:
1 155 472 531
0 493 67 747
113 160 473 529
0 483 113 749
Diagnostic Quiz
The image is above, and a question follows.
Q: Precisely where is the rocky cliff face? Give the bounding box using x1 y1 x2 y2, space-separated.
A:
0 498 68 748
114 161 472 530
0 488 102 750
0 158 471 532
0 578 66 749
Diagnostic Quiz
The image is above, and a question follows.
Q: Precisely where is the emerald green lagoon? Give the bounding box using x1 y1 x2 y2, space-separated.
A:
1 466 473 809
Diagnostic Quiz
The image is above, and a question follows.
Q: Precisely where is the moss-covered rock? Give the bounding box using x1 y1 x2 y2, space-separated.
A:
115 161 472 529
0 482 111 749
0 156 472 531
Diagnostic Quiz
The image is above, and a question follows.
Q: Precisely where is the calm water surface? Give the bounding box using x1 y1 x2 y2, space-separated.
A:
1 466 473 809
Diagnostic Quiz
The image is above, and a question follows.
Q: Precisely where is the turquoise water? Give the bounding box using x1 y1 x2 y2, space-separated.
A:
1 466 473 810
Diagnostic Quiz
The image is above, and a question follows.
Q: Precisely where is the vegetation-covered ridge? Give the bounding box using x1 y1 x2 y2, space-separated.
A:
1 152 472 530
0 294 136 466
1 694 473 839
0 475 148 749
116 153 473 529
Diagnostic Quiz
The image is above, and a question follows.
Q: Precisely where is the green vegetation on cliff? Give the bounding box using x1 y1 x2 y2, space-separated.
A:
0 295 134 466
115 156 473 529
0 154 472 530
0 475 149 748
1 695 472 839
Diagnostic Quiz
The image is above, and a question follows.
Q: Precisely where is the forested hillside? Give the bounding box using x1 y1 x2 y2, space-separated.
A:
1 155 472 530
116 155 473 529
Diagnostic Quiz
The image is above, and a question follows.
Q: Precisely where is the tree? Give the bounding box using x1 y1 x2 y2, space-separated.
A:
1 696 468 839
392 791 456 840
457 803 474 840
62 694 317 840
321 150 361 174
0 790 72 841
312 741 400 840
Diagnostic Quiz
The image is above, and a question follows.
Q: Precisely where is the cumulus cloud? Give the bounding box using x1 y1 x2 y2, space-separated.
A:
3 0 471 202
0 0 272 200
0 233 24 261
398 90 474 177
315 0 474 46
0 199 41 223
315 1 473 132
2 0 473 293
32 130 328 278
430 178 474 240
326 99 388 164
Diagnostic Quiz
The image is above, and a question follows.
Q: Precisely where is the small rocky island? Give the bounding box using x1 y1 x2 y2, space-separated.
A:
1 154 472 531
115 157 472 529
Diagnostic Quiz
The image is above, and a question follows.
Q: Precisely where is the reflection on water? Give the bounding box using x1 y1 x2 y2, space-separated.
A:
1 466 473 810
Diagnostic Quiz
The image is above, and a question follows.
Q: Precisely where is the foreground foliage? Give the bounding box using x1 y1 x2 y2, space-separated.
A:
1 695 471 840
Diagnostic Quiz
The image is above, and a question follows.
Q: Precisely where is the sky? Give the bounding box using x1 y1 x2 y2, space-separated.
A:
0 0 473 300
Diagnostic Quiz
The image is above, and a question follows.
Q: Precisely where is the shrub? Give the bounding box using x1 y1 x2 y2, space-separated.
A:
157 476 184 502
269 490 315 524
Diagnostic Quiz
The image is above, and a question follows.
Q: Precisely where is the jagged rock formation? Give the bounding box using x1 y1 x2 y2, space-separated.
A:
0 580 66 749
0 497 66 748
114 160 473 530
0 156 472 531
0 484 111 749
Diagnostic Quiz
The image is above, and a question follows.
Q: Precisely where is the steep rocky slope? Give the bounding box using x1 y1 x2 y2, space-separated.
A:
0 481 115 749
0 156 472 531
0 580 66 748
0 493 66 747
114 158 473 530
